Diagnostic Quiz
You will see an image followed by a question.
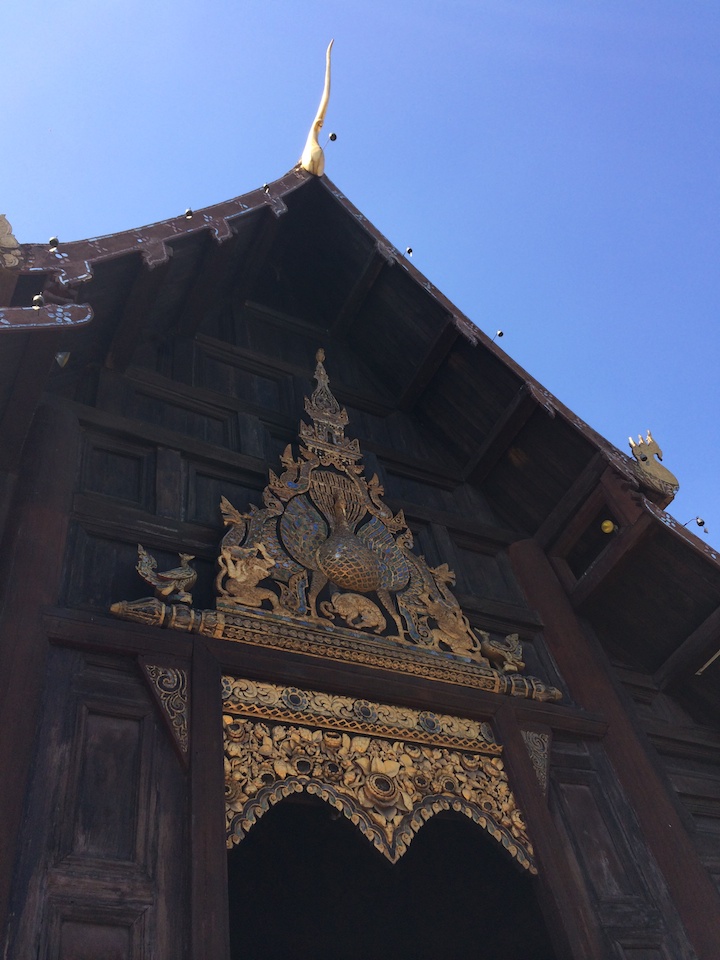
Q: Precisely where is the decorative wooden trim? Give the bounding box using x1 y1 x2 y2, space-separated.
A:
222 676 536 872
521 728 550 796
140 660 190 764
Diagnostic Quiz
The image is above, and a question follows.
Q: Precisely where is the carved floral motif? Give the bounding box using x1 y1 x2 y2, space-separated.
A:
144 664 189 754
521 729 550 796
222 678 536 872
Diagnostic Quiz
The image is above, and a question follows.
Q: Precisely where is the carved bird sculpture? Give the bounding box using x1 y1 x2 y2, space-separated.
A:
136 544 197 605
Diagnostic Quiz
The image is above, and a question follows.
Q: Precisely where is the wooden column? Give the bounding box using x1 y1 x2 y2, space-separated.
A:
509 537 720 960
494 705 606 960
190 639 231 960
0 401 81 939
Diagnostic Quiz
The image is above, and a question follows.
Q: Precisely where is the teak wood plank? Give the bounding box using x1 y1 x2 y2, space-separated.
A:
40 608 607 738
396 320 459 412
462 383 539 484
176 216 267 339
509 537 720 960
329 246 387 336
534 452 607 549
654 602 720 690
494 704 606 960
570 511 654 608
190 639 231 960
0 333 60 472
0 403 81 939
105 257 172 372
44 609 194 661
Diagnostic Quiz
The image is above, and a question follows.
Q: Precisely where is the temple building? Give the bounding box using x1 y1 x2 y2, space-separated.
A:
1 64 719 959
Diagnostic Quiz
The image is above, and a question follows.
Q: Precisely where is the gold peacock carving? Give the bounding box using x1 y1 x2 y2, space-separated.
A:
111 350 561 703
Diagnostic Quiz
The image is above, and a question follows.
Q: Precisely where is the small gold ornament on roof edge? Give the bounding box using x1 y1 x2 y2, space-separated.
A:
0 215 20 268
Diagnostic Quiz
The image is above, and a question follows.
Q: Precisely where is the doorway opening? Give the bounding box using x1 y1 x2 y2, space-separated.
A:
227 796 558 960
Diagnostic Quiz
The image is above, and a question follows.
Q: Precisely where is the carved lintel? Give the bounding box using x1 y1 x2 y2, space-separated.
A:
112 599 560 701
222 677 536 872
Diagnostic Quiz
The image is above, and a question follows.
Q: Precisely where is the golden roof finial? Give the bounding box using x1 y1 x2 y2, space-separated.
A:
300 40 333 176
0 215 20 268
628 429 679 500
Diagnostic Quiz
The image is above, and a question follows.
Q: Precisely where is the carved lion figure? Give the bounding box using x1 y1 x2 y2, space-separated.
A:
319 593 386 633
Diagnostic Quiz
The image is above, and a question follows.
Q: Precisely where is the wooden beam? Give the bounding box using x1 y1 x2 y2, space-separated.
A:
105 257 172 372
178 211 274 339
599 467 644 526
0 333 59 472
534 452 607 549
462 384 538 484
190 639 231 960
542 484 606 560
0 404 81 939
39 607 607 738
570 512 654 609
654 603 720 690
230 210 281 310
0 266 19 306
494 705 606 960
396 320 459 412
44 609 194 661
509 537 720 960
329 246 387 336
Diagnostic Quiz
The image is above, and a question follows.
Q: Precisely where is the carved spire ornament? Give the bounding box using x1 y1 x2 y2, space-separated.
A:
111 351 561 703
300 40 333 176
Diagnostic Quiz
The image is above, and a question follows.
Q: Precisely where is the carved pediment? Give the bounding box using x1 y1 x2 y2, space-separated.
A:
111 350 561 703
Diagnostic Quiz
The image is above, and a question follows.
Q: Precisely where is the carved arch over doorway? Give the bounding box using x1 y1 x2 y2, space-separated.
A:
222 677 536 872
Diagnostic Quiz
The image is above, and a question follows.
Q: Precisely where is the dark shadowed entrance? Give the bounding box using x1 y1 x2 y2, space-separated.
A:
227 797 557 959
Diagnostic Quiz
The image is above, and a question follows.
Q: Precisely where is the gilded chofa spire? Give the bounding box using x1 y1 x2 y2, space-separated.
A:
300 40 333 176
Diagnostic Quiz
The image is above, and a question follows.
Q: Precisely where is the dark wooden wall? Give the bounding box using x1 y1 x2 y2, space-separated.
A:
1 289 717 959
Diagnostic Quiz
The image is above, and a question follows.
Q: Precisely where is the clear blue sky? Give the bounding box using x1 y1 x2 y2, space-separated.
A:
5 1 720 542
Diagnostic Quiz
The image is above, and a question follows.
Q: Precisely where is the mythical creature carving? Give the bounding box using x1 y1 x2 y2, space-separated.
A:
111 351 562 704
136 544 196 605
480 633 525 672
319 592 386 632
628 430 679 503
218 541 285 611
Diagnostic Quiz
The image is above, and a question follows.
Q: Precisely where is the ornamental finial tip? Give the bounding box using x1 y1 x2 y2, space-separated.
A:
300 40 333 176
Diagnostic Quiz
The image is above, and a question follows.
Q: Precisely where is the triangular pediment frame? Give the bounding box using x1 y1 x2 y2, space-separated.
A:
110 352 563 872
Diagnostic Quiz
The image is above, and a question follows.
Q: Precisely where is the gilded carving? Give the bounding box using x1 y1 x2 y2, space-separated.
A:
0 215 20 269
136 544 196 605
222 678 536 872
628 430 679 501
144 664 189 755
110 351 561 704
521 729 550 796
